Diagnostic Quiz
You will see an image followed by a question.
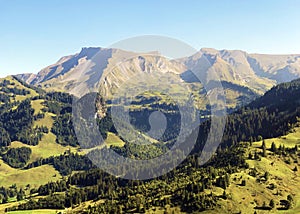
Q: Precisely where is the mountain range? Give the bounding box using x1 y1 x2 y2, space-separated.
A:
15 47 300 111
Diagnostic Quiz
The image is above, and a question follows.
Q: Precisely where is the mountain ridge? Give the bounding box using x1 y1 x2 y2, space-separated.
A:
14 47 300 112
16 47 300 90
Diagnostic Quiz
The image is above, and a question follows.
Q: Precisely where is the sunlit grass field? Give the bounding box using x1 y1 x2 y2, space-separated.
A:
208 126 300 214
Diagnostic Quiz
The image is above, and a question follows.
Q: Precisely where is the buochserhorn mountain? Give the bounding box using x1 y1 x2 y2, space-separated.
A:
16 47 300 109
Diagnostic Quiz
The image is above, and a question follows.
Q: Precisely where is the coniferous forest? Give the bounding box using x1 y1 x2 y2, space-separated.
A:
0 76 299 213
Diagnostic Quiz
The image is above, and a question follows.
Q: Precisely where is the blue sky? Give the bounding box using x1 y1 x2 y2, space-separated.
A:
0 0 300 77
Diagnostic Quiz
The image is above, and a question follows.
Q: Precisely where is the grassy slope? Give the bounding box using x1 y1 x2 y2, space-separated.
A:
0 77 69 188
9 100 76 163
105 132 125 147
31 99 44 115
206 126 300 214
139 126 300 214
5 76 38 102
0 158 60 188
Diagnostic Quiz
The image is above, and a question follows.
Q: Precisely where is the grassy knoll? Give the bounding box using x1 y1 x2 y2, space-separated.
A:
9 135 75 164
0 160 61 188
105 132 125 147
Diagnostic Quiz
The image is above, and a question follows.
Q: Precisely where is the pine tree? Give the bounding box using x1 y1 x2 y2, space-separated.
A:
254 151 260 160
222 190 227 199
269 199 275 209
287 194 293 202
16 188 24 201
248 153 253 159
262 141 267 157
264 172 269 181
271 142 277 153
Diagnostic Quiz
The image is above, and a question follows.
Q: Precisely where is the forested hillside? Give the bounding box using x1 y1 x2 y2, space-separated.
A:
1 76 300 213
0 77 83 197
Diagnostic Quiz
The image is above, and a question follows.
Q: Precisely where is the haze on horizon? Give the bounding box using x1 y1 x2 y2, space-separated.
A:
0 0 300 77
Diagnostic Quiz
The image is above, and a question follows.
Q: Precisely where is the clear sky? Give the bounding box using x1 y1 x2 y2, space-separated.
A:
1 0 300 77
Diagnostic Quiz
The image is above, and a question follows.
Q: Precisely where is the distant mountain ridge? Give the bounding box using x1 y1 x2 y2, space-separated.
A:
15 47 300 110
